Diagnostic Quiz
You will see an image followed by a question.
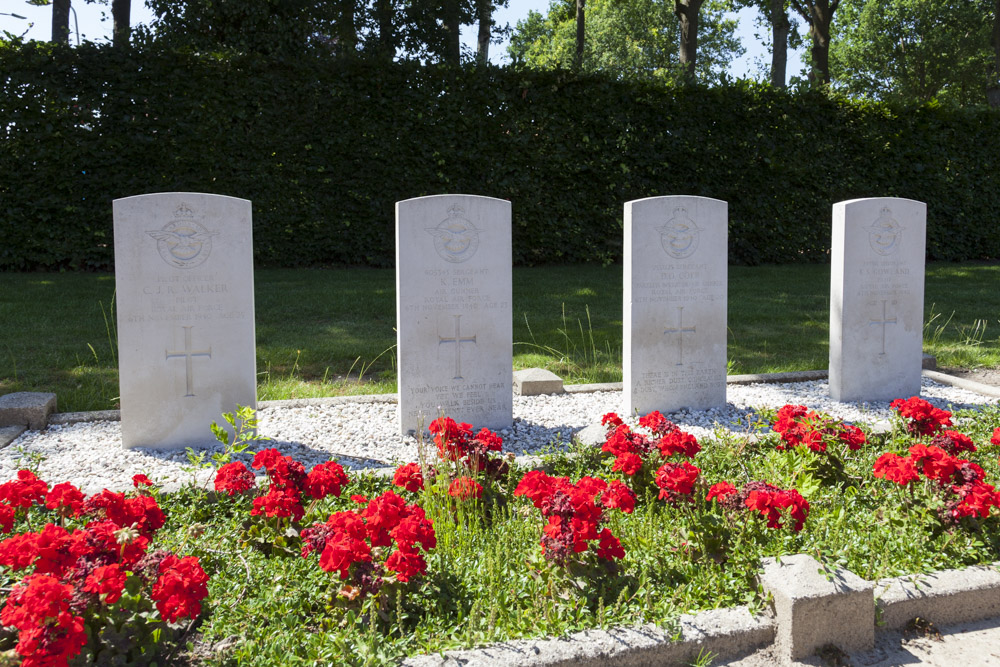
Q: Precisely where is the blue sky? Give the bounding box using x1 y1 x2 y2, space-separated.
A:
0 0 808 80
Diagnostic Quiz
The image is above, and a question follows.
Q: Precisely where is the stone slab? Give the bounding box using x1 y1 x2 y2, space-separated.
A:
760 554 874 660
401 606 774 667
0 425 27 449
623 195 727 416
114 192 257 450
396 195 513 434
513 368 564 396
0 392 57 429
875 564 1000 631
829 198 926 402
923 369 1000 399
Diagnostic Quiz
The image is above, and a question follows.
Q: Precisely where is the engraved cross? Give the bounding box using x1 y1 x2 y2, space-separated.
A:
165 326 212 397
868 300 897 355
438 314 477 380
663 306 697 366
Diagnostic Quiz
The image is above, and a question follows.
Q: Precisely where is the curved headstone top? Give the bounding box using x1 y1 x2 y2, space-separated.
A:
113 192 257 450
829 197 927 402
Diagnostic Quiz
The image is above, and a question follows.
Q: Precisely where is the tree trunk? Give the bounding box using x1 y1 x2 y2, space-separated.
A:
51 0 71 44
476 0 492 64
790 0 838 86
376 0 393 59
574 0 585 69
338 0 357 55
990 0 1000 107
442 0 461 65
674 0 704 80
769 0 789 88
111 0 131 47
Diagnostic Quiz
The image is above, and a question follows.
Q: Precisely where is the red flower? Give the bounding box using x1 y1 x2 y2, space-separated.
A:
429 417 473 461
84 564 128 604
890 396 952 436
601 412 624 428
931 430 976 456
744 487 809 531
909 444 960 482
448 476 483 500
873 452 919 485
45 483 85 517
655 461 700 503
838 425 867 450
361 491 409 547
991 427 1000 447
595 528 625 561
151 555 209 623
385 546 427 582
638 410 677 436
214 461 256 496
132 474 154 488
600 480 636 514
390 509 437 552
251 448 284 471
392 463 424 493
319 529 372 579
513 470 556 509
473 428 503 453
657 430 701 458
0 470 48 509
251 488 304 520
1 574 87 665
611 452 643 475
305 461 349 500
706 481 737 503
0 504 14 534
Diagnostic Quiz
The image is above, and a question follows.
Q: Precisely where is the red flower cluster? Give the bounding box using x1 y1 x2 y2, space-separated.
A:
654 461 700 504
0 470 50 533
151 555 210 623
707 480 810 531
0 471 209 665
392 462 424 493
447 476 483 501
873 444 1000 521
217 449 350 522
428 417 508 480
771 405 866 453
990 427 1000 447
301 491 436 593
600 411 700 479
890 396 952 436
929 430 977 456
514 471 634 564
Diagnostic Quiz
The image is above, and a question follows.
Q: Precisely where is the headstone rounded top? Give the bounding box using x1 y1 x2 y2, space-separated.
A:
113 192 251 206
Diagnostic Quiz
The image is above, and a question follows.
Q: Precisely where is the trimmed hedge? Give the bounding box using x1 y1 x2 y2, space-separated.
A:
1 42 999 271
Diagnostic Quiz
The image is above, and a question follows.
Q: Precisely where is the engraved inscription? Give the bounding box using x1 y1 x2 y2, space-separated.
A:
868 207 904 256
438 314 477 379
426 205 481 264
663 306 697 366
868 300 897 355
658 207 702 259
165 326 212 396
147 203 218 269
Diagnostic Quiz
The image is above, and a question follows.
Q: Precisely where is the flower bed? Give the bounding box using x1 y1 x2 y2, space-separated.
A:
1 402 999 665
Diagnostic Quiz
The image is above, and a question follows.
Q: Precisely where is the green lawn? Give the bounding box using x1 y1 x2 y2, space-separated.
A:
1 262 998 412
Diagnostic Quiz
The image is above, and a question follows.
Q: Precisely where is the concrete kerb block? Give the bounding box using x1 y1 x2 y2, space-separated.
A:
875 563 1000 631
759 554 874 662
513 368 565 396
0 392 57 430
0 425 27 449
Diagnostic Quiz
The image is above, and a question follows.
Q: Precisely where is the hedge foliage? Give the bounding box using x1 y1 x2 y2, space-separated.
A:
2 42 999 270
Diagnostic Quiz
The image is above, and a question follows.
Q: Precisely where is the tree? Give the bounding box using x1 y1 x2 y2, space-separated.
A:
111 0 130 46
789 0 840 85
830 0 994 106
509 0 742 82
729 0 799 87
673 0 704 79
988 0 1000 106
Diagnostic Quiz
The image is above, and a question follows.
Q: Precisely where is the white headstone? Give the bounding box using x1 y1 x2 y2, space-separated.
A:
114 193 257 449
623 196 728 415
830 198 926 402
396 195 512 434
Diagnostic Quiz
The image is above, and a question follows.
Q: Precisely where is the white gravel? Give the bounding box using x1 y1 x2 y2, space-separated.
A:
2 377 996 495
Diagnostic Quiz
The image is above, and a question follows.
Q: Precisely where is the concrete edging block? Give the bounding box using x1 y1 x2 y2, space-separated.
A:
513 368 565 396
400 606 774 667
0 392 57 430
875 562 1000 631
759 554 874 660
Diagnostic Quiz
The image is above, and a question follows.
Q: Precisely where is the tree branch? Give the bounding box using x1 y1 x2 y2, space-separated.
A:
788 0 811 23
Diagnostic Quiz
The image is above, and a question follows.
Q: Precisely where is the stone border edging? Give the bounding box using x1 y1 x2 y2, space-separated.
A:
921 369 1000 399
399 557 1000 667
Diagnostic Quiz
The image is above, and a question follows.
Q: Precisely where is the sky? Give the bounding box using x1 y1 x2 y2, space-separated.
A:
0 0 809 81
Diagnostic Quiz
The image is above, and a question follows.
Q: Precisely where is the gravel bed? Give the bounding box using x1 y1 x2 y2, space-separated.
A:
2 377 996 495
